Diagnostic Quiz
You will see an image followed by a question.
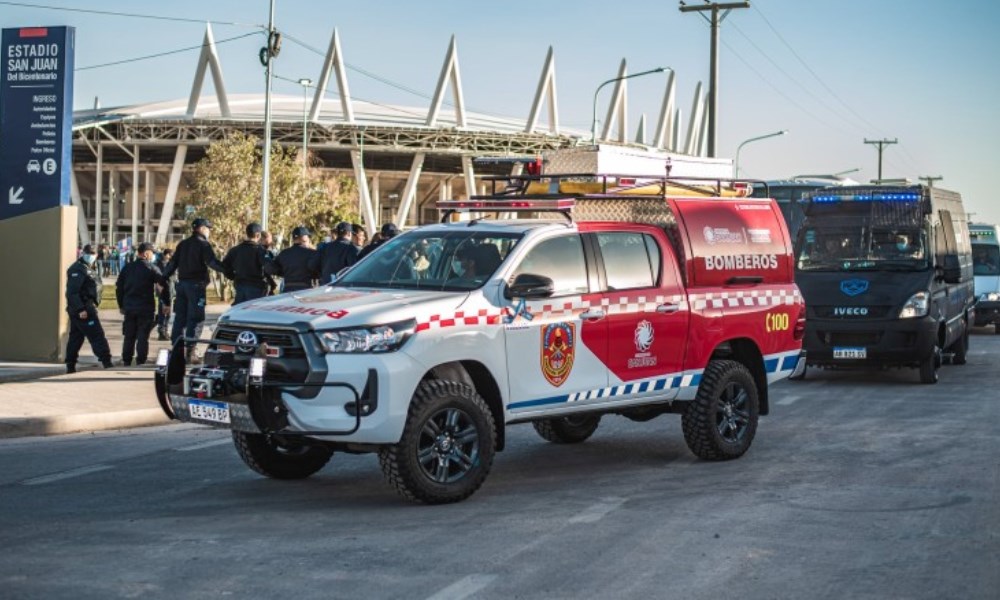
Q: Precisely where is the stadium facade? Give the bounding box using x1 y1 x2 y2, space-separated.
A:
69 26 713 247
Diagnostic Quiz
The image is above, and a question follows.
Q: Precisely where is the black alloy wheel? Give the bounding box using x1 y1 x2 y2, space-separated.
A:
417 406 482 484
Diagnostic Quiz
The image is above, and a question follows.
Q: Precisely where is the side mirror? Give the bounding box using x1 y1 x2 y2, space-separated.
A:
505 273 555 300
940 255 962 284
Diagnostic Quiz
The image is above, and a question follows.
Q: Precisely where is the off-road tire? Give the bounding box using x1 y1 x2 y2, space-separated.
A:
378 380 496 504
682 360 759 461
532 415 601 443
918 344 941 384
232 431 333 480
949 327 969 365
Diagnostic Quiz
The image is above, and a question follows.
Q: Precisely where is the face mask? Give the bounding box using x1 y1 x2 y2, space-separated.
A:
82 254 96 265
896 242 908 251
452 259 465 277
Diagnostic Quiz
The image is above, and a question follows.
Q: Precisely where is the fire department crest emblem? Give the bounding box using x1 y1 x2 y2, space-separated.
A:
541 322 576 387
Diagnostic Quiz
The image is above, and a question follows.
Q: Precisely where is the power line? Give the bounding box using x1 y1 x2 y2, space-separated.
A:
0 0 261 28
76 31 261 71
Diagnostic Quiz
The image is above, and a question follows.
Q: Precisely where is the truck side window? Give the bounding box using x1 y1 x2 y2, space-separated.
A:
596 232 660 290
511 234 588 296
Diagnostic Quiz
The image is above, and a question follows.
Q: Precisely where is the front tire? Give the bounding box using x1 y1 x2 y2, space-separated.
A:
682 360 759 460
533 414 601 444
378 380 496 504
918 344 941 384
232 431 333 480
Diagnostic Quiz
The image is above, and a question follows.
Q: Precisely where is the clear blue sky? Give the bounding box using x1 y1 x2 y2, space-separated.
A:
3 0 999 223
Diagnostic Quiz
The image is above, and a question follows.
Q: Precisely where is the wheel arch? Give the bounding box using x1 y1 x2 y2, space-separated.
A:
424 360 506 451
709 338 769 415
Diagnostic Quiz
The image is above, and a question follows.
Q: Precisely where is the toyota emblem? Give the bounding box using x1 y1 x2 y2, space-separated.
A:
236 330 258 353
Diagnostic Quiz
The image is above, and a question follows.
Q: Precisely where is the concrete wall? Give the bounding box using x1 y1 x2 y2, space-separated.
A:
0 206 77 362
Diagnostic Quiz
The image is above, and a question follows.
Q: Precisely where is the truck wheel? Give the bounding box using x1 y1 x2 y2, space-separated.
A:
682 360 759 461
378 380 496 504
949 328 969 365
994 324 1000 336
232 431 333 480
918 344 941 384
532 414 601 443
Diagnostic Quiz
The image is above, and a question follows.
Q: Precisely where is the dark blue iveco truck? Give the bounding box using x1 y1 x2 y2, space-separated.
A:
793 185 974 384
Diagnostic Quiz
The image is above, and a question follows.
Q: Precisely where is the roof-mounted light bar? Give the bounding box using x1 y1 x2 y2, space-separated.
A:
811 191 921 204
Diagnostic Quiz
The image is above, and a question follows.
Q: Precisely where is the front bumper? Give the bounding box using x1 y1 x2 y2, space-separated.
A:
803 315 937 367
974 300 1000 326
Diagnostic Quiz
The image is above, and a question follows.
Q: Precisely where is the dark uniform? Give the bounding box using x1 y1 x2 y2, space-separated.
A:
266 244 319 292
358 223 399 260
153 252 173 340
163 219 224 351
223 240 272 304
115 251 168 365
65 248 113 372
318 238 360 284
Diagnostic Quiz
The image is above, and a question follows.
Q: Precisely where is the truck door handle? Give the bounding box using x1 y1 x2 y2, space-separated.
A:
656 303 680 314
581 309 606 321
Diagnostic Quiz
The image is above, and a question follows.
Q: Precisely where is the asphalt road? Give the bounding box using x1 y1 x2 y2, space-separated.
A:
1 332 998 599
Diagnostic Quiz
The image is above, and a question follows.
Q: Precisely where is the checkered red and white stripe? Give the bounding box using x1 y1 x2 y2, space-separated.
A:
415 309 503 332
689 288 802 311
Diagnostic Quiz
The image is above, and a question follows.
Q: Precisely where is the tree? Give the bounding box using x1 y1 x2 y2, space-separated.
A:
189 132 360 300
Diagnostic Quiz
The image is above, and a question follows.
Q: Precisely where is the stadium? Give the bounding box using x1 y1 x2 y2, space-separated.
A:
69 26 713 247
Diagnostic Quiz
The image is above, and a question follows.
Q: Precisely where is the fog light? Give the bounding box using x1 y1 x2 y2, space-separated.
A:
249 357 266 378
156 349 170 367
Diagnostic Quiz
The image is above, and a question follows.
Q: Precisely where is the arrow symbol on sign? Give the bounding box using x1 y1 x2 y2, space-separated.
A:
8 186 24 205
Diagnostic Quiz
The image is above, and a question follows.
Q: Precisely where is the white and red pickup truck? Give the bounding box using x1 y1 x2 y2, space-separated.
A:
155 173 805 504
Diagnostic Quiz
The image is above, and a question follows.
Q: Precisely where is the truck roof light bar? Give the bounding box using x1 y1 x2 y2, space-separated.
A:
811 192 921 203
437 198 575 223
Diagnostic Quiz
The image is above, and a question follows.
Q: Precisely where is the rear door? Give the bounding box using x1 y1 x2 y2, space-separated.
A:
586 225 689 396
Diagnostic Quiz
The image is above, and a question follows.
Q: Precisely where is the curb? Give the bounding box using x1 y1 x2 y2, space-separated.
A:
0 408 173 439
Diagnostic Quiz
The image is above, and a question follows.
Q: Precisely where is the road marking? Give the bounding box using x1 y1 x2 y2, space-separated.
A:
23 464 113 486
776 395 803 406
568 497 626 524
425 574 497 600
175 439 231 452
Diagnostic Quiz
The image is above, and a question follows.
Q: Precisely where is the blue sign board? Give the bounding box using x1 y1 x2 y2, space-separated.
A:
0 26 75 220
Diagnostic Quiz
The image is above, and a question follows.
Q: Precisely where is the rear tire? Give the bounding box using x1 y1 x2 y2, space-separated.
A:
232 431 333 480
533 414 601 444
682 360 759 460
378 380 496 504
918 344 941 384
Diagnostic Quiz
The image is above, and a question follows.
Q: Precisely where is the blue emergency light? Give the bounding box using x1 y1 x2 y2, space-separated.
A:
811 191 921 203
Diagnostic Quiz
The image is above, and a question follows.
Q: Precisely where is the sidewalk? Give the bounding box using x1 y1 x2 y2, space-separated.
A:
0 304 229 438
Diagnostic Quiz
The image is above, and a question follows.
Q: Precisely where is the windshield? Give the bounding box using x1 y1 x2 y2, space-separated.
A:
973 244 1000 276
337 229 522 291
797 225 928 271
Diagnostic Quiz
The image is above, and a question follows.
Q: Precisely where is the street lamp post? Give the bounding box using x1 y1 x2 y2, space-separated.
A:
592 67 668 144
733 130 788 177
298 78 312 177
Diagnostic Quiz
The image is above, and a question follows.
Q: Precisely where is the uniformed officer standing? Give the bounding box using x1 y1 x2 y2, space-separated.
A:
154 248 173 340
318 221 360 284
265 226 319 292
358 222 399 260
65 244 114 373
163 218 225 362
115 242 168 366
222 222 273 304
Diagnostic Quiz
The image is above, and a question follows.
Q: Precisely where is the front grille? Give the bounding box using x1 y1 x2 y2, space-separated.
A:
215 326 306 358
810 306 892 319
820 331 883 346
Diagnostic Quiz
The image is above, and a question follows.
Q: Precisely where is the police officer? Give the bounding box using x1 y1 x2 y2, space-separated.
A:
265 226 319 292
154 248 174 340
358 222 399 260
65 244 114 373
163 218 225 362
222 222 273 304
318 221 360 284
115 242 168 366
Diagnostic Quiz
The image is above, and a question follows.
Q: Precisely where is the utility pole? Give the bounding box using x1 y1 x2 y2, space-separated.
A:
260 0 279 230
679 1 750 158
863 138 897 182
919 175 943 188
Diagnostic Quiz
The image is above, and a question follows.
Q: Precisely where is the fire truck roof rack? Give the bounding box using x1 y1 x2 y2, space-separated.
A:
473 172 769 200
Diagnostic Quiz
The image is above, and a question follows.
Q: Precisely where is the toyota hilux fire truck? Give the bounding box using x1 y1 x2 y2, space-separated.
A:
154 151 806 504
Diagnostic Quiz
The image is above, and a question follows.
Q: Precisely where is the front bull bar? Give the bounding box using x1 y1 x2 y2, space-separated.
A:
154 337 377 437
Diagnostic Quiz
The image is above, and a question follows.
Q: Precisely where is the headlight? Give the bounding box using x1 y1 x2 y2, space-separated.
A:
898 291 929 319
980 292 1000 302
316 319 416 353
